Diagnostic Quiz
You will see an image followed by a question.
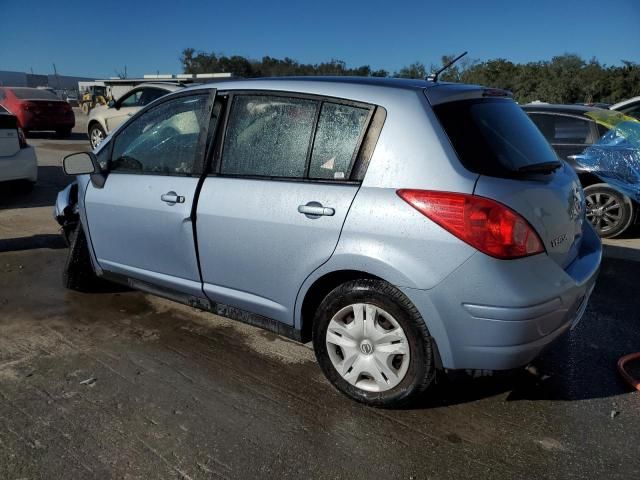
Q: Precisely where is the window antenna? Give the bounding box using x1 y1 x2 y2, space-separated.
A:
427 51 468 82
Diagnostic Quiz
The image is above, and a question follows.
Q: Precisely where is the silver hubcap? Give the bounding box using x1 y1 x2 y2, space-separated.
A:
585 192 622 234
90 128 104 148
326 303 410 392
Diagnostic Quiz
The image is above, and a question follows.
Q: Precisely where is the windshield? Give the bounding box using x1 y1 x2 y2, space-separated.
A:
11 88 59 100
433 98 559 176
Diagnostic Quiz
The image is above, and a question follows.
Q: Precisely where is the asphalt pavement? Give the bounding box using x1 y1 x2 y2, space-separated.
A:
1 111 640 479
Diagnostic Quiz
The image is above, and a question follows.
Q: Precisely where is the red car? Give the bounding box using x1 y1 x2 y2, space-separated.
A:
0 87 75 137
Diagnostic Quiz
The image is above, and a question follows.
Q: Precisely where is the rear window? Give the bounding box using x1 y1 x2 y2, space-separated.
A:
10 88 59 100
433 98 559 176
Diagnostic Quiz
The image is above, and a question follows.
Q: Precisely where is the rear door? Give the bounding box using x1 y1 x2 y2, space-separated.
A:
196 93 373 324
84 90 215 298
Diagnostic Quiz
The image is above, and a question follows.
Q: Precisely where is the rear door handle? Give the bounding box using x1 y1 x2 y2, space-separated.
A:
298 202 335 217
161 191 185 204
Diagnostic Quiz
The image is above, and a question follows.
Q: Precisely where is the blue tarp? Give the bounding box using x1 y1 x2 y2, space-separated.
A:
576 114 640 202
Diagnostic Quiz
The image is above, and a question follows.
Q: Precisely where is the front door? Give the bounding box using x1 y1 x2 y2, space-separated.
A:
85 90 215 298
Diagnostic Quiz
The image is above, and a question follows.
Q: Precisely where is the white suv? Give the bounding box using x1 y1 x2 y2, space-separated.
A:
87 83 184 148
0 107 37 190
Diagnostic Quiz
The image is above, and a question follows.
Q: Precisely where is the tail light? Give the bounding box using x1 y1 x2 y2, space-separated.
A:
17 128 27 148
397 190 544 259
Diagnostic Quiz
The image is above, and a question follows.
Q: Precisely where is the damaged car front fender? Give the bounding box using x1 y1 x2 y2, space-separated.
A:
54 181 80 244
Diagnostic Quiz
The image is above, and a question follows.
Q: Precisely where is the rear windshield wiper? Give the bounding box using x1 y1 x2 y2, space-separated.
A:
517 161 562 174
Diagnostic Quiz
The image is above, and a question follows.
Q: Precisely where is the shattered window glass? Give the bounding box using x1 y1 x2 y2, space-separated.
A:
222 95 317 178
309 103 369 180
111 94 208 175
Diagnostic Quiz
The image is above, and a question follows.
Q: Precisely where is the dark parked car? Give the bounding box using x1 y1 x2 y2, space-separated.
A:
523 103 637 237
0 86 75 137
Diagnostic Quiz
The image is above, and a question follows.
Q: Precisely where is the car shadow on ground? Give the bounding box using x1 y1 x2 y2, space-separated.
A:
407 254 640 409
0 166 73 210
0 234 67 252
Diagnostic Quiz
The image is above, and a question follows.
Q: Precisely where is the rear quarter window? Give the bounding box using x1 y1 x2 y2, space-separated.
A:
434 98 559 176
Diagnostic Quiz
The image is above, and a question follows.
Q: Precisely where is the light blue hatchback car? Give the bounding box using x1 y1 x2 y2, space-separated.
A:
56 77 601 406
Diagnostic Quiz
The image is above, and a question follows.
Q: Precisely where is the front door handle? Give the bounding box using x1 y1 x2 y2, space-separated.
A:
298 202 335 218
161 191 185 204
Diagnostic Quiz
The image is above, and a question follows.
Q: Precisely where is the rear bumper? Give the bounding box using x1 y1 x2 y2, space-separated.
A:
0 146 37 183
402 223 602 370
20 112 75 131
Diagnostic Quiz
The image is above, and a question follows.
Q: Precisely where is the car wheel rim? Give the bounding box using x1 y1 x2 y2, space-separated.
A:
325 303 410 393
90 128 104 148
585 192 623 234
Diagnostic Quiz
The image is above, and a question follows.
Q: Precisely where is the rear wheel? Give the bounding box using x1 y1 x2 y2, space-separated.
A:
312 279 435 407
584 183 634 238
89 123 106 149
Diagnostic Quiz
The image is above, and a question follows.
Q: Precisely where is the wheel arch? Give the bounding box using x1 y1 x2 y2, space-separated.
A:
297 269 382 342
87 119 105 135
297 267 446 371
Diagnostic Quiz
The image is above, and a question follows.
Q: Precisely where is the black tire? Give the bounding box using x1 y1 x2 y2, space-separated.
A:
56 128 72 139
312 279 436 407
584 183 634 238
88 123 106 149
63 224 102 292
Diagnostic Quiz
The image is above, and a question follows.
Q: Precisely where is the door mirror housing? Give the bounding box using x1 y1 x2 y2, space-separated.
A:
63 152 99 176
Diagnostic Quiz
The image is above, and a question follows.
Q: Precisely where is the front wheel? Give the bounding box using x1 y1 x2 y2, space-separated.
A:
584 183 634 238
63 224 102 292
312 279 436 407
89 124 106 149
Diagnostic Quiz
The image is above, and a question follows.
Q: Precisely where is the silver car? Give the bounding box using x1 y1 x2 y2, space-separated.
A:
56 77 601 406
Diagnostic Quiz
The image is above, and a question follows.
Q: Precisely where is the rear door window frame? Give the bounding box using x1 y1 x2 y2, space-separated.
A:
210 90 381 184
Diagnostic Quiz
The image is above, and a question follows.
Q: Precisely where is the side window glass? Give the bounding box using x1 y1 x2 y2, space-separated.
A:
528 114 555 142
221 95 317 177
309 103 369 180
110 94 208 175
120 90 143 107
552 117 591 144
139 88 166 106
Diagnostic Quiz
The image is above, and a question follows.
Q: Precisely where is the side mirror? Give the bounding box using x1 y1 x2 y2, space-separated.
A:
63 152 99 176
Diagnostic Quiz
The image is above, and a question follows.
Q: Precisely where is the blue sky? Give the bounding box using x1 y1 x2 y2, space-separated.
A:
2 0 639 78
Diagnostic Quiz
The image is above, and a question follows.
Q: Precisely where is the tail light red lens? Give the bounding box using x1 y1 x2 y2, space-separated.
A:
397 189 545 259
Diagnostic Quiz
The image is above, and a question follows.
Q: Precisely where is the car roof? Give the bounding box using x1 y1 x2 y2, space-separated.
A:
610 96 640 111
521 103 603 116
131 82 184 91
